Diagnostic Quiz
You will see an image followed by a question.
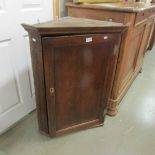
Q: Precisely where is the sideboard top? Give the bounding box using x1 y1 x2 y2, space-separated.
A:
66 2 155 13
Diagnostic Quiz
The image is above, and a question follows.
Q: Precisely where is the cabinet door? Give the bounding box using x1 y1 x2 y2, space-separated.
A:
135 19 154 71
119 24 145 93
143 18 155 51
133 24 146 72
147 19 155 50
43 34 121 136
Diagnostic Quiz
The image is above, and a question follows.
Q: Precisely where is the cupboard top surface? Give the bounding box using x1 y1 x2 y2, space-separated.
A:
32 17 124 28
66 2 155 13
22 17 127 35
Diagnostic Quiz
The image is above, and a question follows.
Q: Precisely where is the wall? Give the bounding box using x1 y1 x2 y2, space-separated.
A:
59 0 73 17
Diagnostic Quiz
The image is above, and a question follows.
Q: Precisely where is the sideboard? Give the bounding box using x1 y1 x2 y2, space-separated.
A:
66 2 155 115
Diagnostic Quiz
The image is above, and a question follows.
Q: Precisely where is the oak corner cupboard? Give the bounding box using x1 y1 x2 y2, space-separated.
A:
22 17 127 137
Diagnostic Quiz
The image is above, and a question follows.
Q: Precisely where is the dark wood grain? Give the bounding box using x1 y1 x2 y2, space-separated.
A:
22 17 127 137
25 31 49 133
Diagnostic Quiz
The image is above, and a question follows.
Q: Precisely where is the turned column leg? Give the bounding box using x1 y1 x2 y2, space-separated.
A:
106 99 118 116
139 67 143 73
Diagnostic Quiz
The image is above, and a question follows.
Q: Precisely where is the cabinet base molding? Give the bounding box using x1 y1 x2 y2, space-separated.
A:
53 120 103 137
107 67 142 116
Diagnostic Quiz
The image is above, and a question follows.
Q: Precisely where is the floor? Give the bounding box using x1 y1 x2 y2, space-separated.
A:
0 48 155 155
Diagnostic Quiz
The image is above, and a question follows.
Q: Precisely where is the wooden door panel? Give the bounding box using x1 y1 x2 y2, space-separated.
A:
54 44 112 130
120 25 145 88
43 34 119 133
121 35 141 80
54 45 82 129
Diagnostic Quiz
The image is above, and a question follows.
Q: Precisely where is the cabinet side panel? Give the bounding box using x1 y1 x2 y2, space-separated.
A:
28 33 49 134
